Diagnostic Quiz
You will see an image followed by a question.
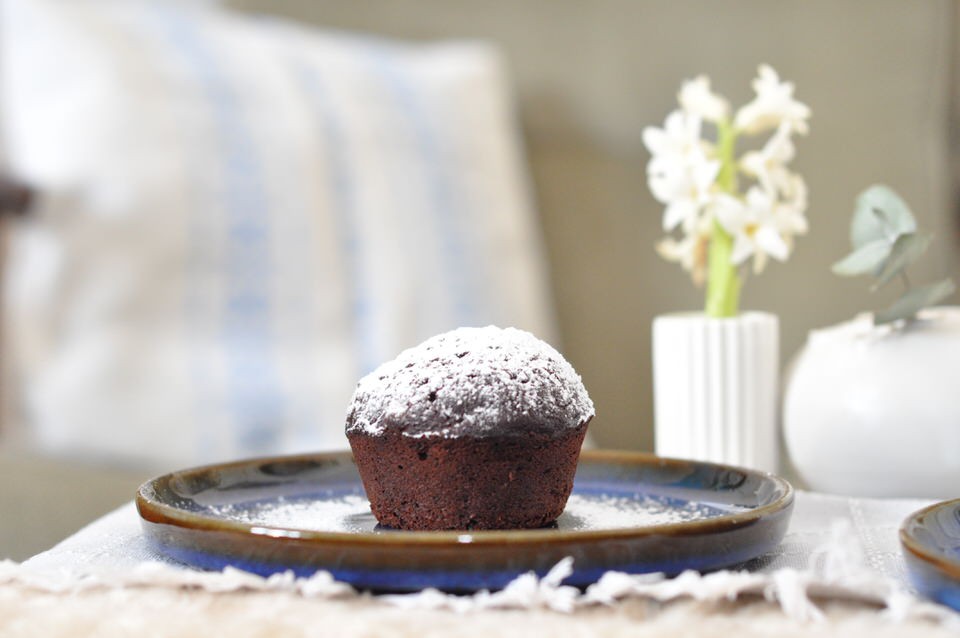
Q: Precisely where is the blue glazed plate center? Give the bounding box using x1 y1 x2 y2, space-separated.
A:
202 484 745 534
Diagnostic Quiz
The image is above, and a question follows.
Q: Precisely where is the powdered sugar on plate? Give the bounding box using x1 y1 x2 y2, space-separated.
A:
207 492 743 534
215 495 376 533
559 493 745 529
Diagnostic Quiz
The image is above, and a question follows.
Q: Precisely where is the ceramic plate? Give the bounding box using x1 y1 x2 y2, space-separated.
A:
136 450 794 592
901 497 960 611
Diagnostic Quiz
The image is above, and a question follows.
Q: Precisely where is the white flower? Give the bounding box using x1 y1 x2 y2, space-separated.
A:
657 231 710 286
678 75 730 123
734 65 811 135
774 174 809 241
642 110 706 161
644 109 721 233
713 187 790 272
740 125 808 249
647 68 809 286
647 151 720 231
740 122 795 194
643 111 702 157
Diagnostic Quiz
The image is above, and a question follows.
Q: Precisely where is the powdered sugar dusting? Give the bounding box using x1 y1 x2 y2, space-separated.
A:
205 492 735 533
345 326 595 437
215 495 374 533
559 494 741 528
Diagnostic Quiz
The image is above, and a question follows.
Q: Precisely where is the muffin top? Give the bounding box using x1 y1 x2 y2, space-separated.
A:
345 326 595 438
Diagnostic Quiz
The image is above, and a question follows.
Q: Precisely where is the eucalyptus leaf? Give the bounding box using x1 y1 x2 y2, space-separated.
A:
874 278 956 325
851 185 916 249
871 232 932 291
831 240 891 277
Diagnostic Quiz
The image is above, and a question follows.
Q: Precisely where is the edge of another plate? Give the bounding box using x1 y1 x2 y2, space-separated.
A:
900 497 960 611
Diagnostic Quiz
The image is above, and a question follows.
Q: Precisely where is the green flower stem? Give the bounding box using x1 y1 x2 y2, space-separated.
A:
706 220 740 316
705 120 741 318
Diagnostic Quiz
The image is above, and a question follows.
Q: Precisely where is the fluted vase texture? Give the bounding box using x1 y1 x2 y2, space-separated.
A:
652 312 779 473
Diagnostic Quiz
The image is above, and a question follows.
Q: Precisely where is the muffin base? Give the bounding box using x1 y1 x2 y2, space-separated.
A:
347 424 589 531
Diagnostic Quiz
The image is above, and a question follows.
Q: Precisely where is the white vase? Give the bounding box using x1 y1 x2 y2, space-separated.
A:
783 307 960 499
652 312 779 473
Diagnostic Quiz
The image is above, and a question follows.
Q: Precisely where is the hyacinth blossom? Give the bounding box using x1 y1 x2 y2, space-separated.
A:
643 65 811 317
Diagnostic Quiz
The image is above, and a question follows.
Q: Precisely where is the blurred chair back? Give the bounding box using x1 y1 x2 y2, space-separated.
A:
0 0 557 469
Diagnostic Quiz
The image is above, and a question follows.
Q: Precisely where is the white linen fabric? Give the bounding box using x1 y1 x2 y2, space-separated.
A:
9 492 956 624
0 0 555 468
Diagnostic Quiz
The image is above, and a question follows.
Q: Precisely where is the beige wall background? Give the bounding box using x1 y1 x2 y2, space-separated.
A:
229 0 960 453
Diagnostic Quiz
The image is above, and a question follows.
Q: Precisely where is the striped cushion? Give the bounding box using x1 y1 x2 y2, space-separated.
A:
0 0 555 468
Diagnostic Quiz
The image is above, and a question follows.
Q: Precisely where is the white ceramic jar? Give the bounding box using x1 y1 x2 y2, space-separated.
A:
783 307 960 498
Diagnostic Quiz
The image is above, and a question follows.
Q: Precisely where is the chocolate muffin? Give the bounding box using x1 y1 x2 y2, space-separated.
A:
345 326 594 531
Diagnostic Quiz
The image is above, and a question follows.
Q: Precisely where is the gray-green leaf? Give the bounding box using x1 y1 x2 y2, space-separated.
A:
851 185 916 249
831 240 891 277
871 232 932 291
874 278 956 324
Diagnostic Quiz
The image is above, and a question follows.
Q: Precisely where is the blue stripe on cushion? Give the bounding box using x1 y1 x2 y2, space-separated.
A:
364 44 480 328
155 7 285 454
294 63 380 377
